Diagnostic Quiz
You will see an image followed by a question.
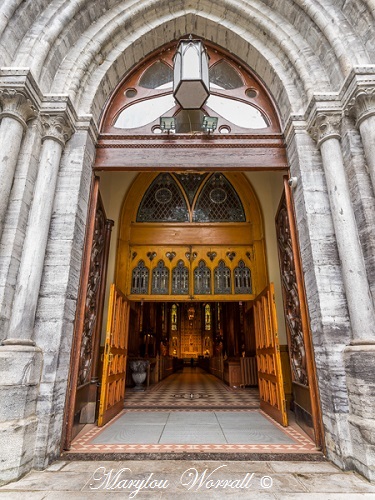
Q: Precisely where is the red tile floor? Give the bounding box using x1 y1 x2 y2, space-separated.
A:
69 368 319 456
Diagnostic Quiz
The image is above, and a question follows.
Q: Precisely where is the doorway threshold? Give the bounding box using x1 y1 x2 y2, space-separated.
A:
65 409 321 461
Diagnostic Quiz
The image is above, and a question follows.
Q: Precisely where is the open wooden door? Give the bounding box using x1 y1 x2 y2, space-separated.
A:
254 283 288 427
275 177 324 448
98 284 129 427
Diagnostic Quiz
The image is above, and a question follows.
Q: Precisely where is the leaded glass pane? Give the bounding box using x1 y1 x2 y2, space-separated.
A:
234 260 252 294
139 61 173 89
137 173 189 222
193 173 246 222
151 260 169 294
214 260 231 294
209 61 244 89
131 260 149 294
194 260 211 294
172 260 189 295
175 173 207 204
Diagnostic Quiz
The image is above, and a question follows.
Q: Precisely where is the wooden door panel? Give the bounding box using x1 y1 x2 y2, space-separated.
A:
254 283 288 427
98 284 129 427
275 178 324 448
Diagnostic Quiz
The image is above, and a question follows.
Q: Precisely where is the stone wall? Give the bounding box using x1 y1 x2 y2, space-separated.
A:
0 0 375 484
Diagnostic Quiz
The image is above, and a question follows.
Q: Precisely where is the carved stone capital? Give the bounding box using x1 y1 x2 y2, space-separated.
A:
0 88 37 128
308 112 342 147
347 86 375 126
41 114 73 146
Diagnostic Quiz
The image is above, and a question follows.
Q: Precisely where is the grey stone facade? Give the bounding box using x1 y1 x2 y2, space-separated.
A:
0 0 375 485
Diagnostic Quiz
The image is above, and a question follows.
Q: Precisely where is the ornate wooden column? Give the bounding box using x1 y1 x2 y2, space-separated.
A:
0 88 36 236
309 111 375 344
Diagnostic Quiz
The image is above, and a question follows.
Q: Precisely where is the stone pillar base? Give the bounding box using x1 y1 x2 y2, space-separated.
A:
344 345 375 481
0 344 43 484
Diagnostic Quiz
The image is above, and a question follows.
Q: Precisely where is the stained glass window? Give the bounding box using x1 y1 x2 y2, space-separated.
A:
172 260 189 294
175 173 207 204
194 260 211 294
171 304 178 331
139 61 173 89
234 260 252 294
193 173 246 222
137 173 189 222
209 61 244 89
214 260 231 294
205 304 211 330
151 260 169 294
131 260 149 294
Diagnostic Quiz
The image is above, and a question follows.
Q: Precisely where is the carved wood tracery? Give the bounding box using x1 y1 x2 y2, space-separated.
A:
276 197 308 386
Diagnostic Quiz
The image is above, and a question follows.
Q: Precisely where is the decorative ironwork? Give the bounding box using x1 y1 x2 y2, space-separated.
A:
131 260 149 294
175 173 207 204
194 260 211 294
234 260 252 294
151 260 169 294
276 198 308 386
78 204 106 386
172 259 189 295
193 173 246 222
137 173 189 222
132 251 137 260
214 260 231 294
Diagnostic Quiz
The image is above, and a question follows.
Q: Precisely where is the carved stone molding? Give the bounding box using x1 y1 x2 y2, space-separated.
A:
308 112 342 147
347 86 375 126
41 114 74 146
0 88 37 128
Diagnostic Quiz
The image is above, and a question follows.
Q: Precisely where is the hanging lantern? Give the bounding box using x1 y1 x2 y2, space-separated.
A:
173 37 210 109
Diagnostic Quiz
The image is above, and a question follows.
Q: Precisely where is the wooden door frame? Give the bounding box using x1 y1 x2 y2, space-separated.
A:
277 176 325 451
61 176 114 451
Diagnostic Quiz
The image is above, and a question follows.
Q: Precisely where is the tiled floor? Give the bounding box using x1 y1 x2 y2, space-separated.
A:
124 367 260 409
69 367 318 455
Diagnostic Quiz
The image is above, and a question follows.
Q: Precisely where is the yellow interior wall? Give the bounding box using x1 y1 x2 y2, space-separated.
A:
98 170 287 344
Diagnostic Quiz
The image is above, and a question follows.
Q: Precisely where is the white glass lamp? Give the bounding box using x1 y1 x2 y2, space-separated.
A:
173 37 210 109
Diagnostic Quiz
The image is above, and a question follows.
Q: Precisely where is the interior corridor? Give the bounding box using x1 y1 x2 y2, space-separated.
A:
68 368 319 457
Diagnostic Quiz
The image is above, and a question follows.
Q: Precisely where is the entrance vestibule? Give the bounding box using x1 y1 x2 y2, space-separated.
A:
62 40 323 454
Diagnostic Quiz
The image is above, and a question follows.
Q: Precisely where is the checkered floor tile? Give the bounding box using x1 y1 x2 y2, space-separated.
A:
124 367 260 409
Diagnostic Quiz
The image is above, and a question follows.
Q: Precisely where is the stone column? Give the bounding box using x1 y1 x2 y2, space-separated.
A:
310 111 375 481
0 89 36 236
310 112 375 343
0 113 73 484
6 114 73 343
348 86 375 196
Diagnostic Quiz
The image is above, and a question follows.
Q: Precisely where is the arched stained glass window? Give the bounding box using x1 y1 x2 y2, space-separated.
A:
172 259 189 295
214 260 231 294
194 260 211 295
131 260 149 294
234 260 252 294
175 173 207 204
137 173 189 222
151 260 169 294
193 173 246 222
